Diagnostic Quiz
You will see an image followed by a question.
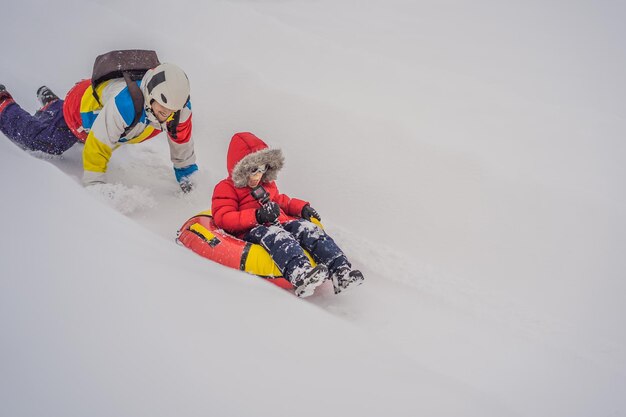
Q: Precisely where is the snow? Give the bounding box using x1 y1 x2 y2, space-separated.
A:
1 0 625 416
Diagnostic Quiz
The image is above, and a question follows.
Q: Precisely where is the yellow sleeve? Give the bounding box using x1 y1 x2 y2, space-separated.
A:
83 131 113 173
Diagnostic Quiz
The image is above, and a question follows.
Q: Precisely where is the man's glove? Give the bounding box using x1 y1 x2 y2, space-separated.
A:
301 205 321 222
256 201 280 224
174 164 198 193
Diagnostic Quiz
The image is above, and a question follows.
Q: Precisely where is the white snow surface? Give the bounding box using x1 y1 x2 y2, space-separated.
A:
1 0 625 416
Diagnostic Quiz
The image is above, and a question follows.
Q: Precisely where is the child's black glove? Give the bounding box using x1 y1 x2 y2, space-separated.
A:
301 205 321 222
256 202 280 224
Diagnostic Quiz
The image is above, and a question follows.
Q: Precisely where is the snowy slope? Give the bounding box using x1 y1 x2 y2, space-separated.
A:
2 0 626 416
0 141 512 416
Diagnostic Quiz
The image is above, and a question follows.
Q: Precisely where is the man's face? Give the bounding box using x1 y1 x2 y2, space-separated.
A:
151 100 175 123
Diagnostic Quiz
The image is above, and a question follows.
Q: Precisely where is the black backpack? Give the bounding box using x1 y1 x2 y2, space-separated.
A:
91 50 160 134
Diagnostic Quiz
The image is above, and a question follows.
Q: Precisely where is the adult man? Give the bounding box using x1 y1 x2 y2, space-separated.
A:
0 62 198 191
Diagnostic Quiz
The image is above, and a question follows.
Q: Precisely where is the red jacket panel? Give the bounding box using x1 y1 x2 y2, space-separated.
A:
62 79 91 142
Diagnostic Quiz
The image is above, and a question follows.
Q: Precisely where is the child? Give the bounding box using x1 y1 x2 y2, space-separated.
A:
212 132 364 297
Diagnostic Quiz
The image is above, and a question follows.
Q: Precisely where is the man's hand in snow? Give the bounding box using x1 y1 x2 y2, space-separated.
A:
83 170 106 187
174 164 198 193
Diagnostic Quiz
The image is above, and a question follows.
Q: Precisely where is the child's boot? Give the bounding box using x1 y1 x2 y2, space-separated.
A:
331 267 364 294
293 264 329 298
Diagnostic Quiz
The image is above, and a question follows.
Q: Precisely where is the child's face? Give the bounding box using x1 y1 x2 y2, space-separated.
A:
247 164 268 188
247 171 263 188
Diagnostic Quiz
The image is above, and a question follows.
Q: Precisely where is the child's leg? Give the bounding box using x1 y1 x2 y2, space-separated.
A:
244 224 313 283
0 100 77 155
283 220 364 294
282 219 351 273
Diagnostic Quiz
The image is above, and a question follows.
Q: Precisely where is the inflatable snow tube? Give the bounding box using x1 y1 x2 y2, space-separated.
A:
177 210 319 290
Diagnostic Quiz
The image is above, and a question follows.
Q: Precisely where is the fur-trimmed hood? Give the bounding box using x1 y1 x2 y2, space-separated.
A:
227 132 284 188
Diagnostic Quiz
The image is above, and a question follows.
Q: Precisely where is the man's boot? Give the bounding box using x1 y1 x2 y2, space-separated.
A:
36 86 59 108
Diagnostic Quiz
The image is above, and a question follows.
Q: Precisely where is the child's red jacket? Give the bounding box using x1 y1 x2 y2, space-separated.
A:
212 132 309 238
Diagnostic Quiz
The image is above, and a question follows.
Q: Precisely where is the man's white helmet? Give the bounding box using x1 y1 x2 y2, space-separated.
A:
144 63 190 111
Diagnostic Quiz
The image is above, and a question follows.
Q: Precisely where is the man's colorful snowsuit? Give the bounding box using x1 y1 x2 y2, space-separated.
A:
0 75 196 185
211 132 351 284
